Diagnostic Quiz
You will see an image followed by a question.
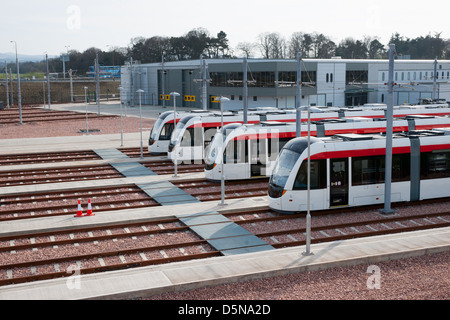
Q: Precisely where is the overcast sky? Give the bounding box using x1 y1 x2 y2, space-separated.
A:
2 0 449 57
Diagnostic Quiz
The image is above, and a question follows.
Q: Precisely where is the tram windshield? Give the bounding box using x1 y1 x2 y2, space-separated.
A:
205 131 224 165
150 112 170 141
170 116 194 145
270 149 301 189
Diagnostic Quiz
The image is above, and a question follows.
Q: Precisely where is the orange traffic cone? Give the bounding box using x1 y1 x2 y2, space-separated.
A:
74 199 83 218
85 199 94 216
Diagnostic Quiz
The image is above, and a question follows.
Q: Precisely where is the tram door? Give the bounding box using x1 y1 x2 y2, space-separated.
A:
330 158 349 207
250 139 266 177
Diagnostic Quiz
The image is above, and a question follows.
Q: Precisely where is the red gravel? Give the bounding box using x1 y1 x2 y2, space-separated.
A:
0 111 155 139
144 251 450 300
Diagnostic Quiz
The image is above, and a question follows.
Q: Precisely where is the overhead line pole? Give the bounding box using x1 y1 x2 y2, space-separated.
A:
202 56 208 111
243 57 248 124
432 57 438 101
296 52 302 137
380 43 396 215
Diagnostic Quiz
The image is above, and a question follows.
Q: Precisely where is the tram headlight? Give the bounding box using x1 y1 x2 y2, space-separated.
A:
268 183 285 198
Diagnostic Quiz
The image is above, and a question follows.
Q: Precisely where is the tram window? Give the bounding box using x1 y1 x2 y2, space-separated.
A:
392 154 410 182
268 137 291 161
160 123 174 140
421 151 450 180
180 127 202 147
352 154 410 186
224 140 247 164
293 160 327 190
204 128 217 148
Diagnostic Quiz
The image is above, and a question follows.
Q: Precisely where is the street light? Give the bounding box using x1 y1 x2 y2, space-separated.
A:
170 92 181 177
297 105 321 256
118 87 124 147
215 96 230 206
10 41 22 124
137 89 145 159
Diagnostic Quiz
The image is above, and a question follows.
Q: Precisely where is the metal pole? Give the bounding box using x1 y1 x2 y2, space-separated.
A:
11 41 22 124
171 92 180 177
380 44 396 215
432 57 438 101
4 60 9 108
118 87 124 147
202 57 207 111
162 55 165 108
137 89 144 159
130 57 134 107
43 81 45 106
243 57 248 124
46 54 51 110
120 101 123 147
69 69 74 102
303 106 313 256
96 54 100 115
62 55 66 80
216 96 230 206
220 98 225 206
84 87 89 135
296 52 302 137
9 68 13 107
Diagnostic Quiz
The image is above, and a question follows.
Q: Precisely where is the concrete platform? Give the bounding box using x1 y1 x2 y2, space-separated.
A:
1 226 448 300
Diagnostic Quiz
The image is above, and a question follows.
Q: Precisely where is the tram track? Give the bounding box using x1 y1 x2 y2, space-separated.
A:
224 207 450 249
0 108 117 125
0 218 219 286
0 164 124 187
1 200 449 288
173 178 270 201
0 185 159 221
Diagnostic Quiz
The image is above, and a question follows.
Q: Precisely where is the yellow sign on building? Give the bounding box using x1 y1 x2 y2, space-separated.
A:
160 94 171 101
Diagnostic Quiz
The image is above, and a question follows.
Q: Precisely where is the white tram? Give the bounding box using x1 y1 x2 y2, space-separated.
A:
148 110 215 154
204 115 450 181
268 129 450 214
167 109 300 162
164 103 450 161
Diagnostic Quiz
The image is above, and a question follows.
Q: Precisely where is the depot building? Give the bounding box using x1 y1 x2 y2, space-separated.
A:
120 58 450 110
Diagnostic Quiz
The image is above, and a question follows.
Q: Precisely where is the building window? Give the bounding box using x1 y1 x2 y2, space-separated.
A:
330 73 333 83
382 72 385 82
253 96 257 102
346 70 368 84
414 72 416 80
326 73 329 83
278 71 316 88
420 72 422 80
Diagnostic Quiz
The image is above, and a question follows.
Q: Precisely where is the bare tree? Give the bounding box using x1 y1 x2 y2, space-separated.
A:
236 42 257 58
288 32 313 58
257 32 286 59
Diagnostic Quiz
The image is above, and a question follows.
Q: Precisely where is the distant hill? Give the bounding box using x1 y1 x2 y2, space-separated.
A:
0 53 57 63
